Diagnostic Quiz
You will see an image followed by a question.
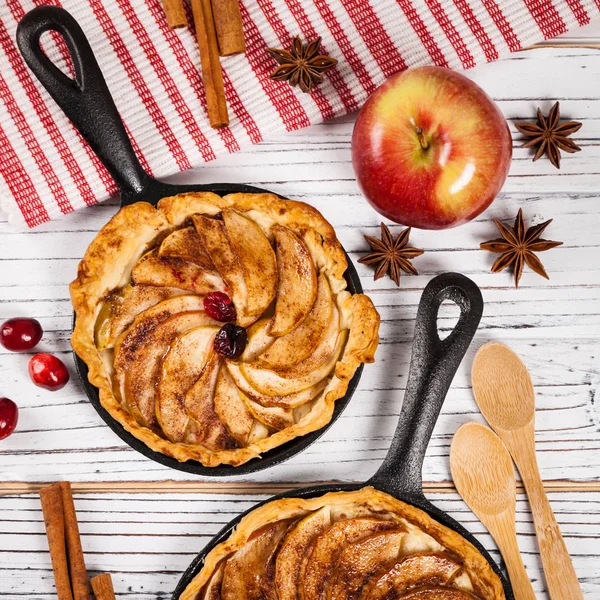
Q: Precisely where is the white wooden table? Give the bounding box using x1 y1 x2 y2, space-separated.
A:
1 39 600 599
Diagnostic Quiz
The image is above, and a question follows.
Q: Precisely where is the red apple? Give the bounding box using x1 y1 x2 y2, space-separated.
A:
352 66 512 229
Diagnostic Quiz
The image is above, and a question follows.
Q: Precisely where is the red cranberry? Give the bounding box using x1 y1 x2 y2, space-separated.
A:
0 398 18 440
1 318 43 352
214 323 248 359
204 292 237 322
28 353 70 391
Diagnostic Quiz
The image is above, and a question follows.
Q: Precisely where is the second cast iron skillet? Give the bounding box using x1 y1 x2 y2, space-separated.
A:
17 6 363 477
173 273 514 599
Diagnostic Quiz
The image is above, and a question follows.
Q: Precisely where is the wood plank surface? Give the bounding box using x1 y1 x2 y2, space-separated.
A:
1 491 598 599
1 45 600 599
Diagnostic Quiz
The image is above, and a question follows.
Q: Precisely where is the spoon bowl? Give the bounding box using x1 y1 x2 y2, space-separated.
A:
471 342 534 431
451 422 536 600
451 422 515 518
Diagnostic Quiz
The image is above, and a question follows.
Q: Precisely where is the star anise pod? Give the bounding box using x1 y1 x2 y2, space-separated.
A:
515 101 582 169
480 209 562 288
266 36 337 93
358 223 424 287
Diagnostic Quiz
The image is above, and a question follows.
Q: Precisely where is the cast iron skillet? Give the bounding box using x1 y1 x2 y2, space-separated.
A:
173 273 515 600
17 6 363 477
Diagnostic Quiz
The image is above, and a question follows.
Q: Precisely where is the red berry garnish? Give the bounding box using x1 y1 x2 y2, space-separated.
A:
0 398 18 440
28 353 70 391
1 317 43 352
214 323 248 358
204 292 237 322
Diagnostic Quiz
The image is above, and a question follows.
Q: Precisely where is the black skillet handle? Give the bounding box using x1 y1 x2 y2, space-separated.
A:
16 5 152 202
368 273 483 501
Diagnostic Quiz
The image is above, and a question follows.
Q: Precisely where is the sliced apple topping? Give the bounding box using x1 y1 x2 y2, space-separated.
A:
201 561 225 600
360 553 463 600
192 215 250 325
303 518 399 600
185 352 238 450
116 311 215 428
275 507 332 600
259 273 332 369
247 421 270 445
241 318 275 362
329 530 406 600
241 329 347 396
221 520 290 600
275 304 340 379
222 209 278 319
269 225 317 337
159 226 214 269
132 248 223 295
113 295 205 398
155 325 219 443
227 362 324 409
213 365 256 446
241 394 294 431
262 522 295 600
95 284 184 350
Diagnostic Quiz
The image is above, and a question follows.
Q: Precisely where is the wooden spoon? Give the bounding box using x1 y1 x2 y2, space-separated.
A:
472 342 583 600
450 422 536 600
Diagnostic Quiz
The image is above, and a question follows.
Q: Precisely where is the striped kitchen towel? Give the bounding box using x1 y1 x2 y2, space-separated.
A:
0 0 598 228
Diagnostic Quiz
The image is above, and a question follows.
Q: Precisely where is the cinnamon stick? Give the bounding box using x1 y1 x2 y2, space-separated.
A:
59 482 91 600
211 0 246 56
91 573 116 600
190 0 230 128
161 0 187 29
40 485 73 600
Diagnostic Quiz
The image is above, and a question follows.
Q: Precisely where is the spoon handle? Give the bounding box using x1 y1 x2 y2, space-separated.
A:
503 424 584 600
483 512 536 600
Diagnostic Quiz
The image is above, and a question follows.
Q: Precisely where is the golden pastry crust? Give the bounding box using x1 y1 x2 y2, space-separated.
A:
71 192 380 467
179 487 505 600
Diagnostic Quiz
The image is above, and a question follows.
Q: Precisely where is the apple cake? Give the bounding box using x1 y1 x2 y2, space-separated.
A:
70 192 379 467
179 487 505 600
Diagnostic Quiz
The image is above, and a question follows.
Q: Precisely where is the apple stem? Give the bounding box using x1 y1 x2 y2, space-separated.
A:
415 126 429 150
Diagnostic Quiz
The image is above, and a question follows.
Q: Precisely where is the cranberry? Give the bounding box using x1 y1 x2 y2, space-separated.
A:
0 398 18 440
1 318 43 352
204 292 237 322
28 353 70 391
214 323 248 359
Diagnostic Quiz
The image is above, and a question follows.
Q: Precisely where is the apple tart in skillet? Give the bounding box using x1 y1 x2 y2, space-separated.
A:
179 487 504 600
71 192 379 467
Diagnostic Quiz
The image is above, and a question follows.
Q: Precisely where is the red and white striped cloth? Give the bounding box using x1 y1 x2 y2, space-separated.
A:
0 0 598 228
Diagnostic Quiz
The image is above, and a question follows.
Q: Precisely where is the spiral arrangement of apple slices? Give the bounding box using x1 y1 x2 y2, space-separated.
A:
94 208 352 461
180 489 504 600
